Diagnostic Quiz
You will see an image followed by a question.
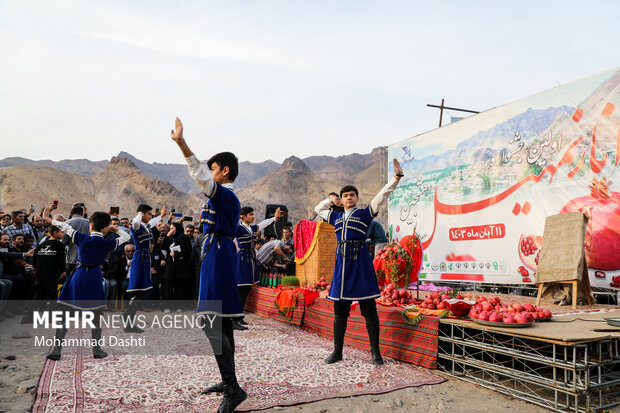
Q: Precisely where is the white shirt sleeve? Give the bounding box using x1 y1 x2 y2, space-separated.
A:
148 215 162 228
132 213 143 231
115 229 131 246
314 198 332 220
257 217 276 232
185 155 216 198
52 220 75 237
369 176 400 216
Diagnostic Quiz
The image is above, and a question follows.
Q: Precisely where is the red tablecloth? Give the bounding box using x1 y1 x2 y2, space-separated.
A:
246 285 440 368
302 298 440 369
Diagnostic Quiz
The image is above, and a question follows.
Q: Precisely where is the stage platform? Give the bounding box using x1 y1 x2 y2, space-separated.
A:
438 310 620 412
245 285 620 412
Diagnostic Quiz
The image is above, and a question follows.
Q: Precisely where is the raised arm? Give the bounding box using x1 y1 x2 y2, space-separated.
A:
257 217 276 231
171 117 217 198
256 207 285 231
132 213 143 231
52 219 75 238
369 158 403 215
115 227 131 245
314 195 338 220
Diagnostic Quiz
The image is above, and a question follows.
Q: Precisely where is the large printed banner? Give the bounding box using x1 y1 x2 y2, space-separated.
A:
388 68 620 289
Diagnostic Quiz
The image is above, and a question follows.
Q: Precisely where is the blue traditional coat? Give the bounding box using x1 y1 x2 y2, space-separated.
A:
58 232 121 310
235 223 258 286
127 222 153 292
327 206 380 301
196 182 243 317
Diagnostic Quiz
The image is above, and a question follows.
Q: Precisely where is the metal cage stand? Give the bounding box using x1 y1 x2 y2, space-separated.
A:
437 321 620 412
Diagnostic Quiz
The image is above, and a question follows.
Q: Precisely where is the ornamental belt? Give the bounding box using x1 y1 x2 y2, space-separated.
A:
76 261 98 271
201 232 235 262
239 247 256 262
337 240 365 261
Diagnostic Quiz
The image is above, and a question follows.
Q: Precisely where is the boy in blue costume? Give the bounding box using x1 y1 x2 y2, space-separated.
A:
233 206 284 330
122 204 154 333
42 205 130 360
314 158 403 365
171 117 247 413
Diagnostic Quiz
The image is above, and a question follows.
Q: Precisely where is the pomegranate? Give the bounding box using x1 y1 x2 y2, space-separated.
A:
488 312 501 323
559 177 620 270
518 234 542 270
503 314 515 323
514 314 528 323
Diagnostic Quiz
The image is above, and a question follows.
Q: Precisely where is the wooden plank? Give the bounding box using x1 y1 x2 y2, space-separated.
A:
441 309 620 344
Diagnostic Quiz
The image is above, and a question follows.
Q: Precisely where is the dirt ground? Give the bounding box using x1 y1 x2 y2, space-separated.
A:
0 310 617 413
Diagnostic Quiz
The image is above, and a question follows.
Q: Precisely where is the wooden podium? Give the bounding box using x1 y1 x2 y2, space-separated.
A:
535 212 593 309
295 222 337 286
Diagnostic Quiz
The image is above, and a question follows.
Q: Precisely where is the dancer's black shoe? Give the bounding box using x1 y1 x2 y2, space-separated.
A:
200 381 224 394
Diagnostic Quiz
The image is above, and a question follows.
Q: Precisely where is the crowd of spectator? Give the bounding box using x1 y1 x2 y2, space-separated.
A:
0 202 300 320
0 195 391 320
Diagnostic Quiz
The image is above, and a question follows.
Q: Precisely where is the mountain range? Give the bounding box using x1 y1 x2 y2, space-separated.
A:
0 149 385 223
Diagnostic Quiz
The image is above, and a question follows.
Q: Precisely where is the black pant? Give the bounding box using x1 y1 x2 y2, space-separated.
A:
0 274 28 300
237 286 251 311
333 298 378 320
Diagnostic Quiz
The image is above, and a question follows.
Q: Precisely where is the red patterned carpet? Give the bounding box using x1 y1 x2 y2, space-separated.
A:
33 316 444 412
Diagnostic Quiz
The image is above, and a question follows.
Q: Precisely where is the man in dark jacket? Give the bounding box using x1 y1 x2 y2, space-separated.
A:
32 225 66 301
161 222 193 310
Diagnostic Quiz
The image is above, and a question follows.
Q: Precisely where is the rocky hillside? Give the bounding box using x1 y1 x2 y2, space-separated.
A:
0 157 204 218
0 149 382 193
0 149 385 224
236 156 384 223
0 157 107 177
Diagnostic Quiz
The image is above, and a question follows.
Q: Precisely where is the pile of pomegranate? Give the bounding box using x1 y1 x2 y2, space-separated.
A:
467 295 552 323
420 291 457 310
301 277 330 294
377 283 416 306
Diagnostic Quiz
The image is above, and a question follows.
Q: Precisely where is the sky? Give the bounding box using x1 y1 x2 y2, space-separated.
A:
0 0 618 164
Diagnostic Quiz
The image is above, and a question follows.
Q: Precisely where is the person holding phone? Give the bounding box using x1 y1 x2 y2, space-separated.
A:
64 204 89 275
